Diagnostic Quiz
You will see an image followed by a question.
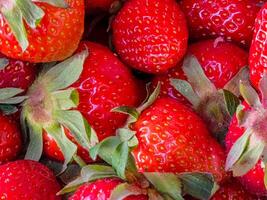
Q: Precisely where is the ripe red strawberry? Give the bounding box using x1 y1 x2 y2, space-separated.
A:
249 2 267 88
211 179 254 200
112 0 188 74
72 42 145 142
152 39 248 102
152 38 248 142
180 0 264 46
225 75 267 196
226 103 267 196
131 97 227 183
18 42 144 165
0 0 84 63
0 160 61 200
0 113 22 164
69 178 148 200
0 54 37 90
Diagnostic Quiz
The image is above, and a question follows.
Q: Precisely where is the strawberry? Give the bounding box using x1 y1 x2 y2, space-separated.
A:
0 160 61 200
225 74 267 196
112 0 188 74
71 42 144 142
131 97 227 183
152 39 249 143
0 54 37 90
211 179 254 200
0 0 84 63
180 0 264 46
69 178 148 200
152 39 248 102
8 42 144 166
0 113 22 164
249 2 267 88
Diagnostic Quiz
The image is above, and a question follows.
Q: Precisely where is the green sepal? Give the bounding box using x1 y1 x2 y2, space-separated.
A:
89 136 121 163
52 88 79 110
221 89 240 117
84 119 99 147
170 79 201 107
112 106 140 120
144 172 183 200
178 172 218 200
45 124 77 171
34 0 69 8
0 58 9 70
182 54 216 99
117 128 136 143
225 129 252 171
55 110 95 151
42 50 88 92
24 124 43 161
0 96 28 104
137 82 160 113
0 88 27 104
0 104 18 115
224 66 249 96
111 141 129 179
232 135 265 176
1 4 28 51
240 81 262 109
116 128 138 148
0 88 24 100
59 164 117 194
15 0 45 28
110 183 145 200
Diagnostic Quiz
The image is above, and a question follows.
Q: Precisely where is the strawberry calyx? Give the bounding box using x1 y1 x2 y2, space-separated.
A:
59 163 218 200
0 87 27 114
170 54 248 144
14 50 99 171
0 0 68 51
226 72 267 187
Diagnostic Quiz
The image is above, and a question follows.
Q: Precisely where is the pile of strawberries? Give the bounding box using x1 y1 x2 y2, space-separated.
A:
1 0 267 199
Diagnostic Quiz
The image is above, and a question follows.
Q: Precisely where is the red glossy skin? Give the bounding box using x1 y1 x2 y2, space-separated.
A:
211 179 254 200
70 178 148 200
226 103 267 196
0 54 37 90
152 39 248 102
0 113 22 165
250 3 267 89
132 97 227 183
112 0 188 74
180 0 264 46
0 0 84 63
43 42 144 163
0 160 61 200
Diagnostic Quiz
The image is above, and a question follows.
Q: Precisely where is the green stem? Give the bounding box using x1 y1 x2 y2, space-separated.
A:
73 154 86 167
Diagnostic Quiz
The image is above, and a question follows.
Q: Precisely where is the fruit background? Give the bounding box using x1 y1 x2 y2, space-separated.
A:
0 0 267 199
